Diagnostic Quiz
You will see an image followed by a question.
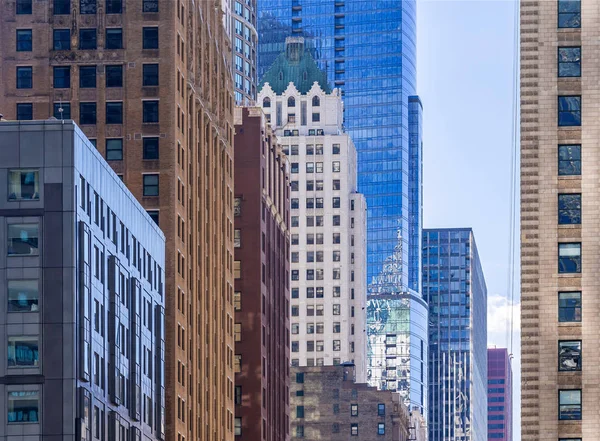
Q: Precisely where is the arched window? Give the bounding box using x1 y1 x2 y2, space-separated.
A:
263 97 271 108
312 96 320 107
288 97 296 107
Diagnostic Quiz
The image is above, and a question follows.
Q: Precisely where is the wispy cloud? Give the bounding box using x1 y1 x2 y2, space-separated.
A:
487 293 520 348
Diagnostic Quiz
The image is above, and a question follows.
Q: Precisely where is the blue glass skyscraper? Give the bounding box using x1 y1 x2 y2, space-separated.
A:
422 228 488 441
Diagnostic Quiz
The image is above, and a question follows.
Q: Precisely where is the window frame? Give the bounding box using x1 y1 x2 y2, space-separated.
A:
79 28 97 50
105 139 123 161
143 64 159 86
105 102 123 125
143 174 159 197
558 95 581 127
7 390 39 424
143 100 159 123
558 144 581 176
79 66 97 88
53 66 70 89
16 103 33 121
558 46 581 77
105 65 123 88
558 389 582 420
558 193 581 225
16 67 33 89
7 223 39 257
558 242 581 274
143 137 159 160
142 27 159 49
558 291 581 322
8 169 40 201
105 28 123 49
16 30 33 52
16 0 33 14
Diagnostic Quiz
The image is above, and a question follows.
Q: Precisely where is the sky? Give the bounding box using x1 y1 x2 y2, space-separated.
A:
416 0 521 439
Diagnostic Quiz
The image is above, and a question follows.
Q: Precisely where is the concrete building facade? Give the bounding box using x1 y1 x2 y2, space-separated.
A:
232 106 290 441
289 364 412 441
258 38 368 383
0 2 236 441
0 120 165 440
520 1 591 441
488 348 512 441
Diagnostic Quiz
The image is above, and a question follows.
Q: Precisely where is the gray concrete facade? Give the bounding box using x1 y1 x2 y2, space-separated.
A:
0 120 165 441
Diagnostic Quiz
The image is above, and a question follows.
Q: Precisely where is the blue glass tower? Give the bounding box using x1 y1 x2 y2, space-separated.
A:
422 228 488 441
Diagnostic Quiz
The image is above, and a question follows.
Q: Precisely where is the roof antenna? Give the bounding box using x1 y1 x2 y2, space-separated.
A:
58 98 65 124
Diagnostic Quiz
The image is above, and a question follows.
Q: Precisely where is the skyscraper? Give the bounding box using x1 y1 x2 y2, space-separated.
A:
0 2 236 441
422 228 488 441
488 348 513 441
257 0 424 402
232 106 290 441
258 38 368 382
520 0 587 439
230 0 258 104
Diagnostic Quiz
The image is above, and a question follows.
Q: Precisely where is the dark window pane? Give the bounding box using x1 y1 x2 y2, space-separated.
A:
53 29 71 50
7 280 38 312
105 28 123 49
143 138 159 160
143 101 159 123
559 341 581 371
558 194 581 224
53 66 70 89
147 210 159 225
558 0 581 28
558 96 581 126
559 292 581 322
143 64 159 86
16 0 32 14
79 102 97 125
106 0 122 14
106 102 123 124
54 0 70 14
16 67 32 89
7 224 39 256
558 243 581 273
143 27 159 49
79 66 97 88
16 30 32 52
558 144 581 176
53 103 71 119
105 65 123 87
105 139 123 161
143 175 159 196
80 0 96 14
558 47 581 77
143 0 158 12
16 104 33 121
79 29 97 49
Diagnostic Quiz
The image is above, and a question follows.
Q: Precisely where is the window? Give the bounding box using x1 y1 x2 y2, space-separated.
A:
312 113 320 122
143 64 159 86
234 355 241 372
558 96 581 126
17 0 32 14
16 104 33 121
558 47 581 77
143 138 159 160
143 101 159 123
291 270 299 281
378 423 385 435
234 229 241 248
80 0 96 14
306 163 314 173
8 391 39 423
8 280 38 313
105 28 123 49
291 306 299 317
333 144 340 154
106 102 123 124
79 29 97 50
147 210 159 225
54 0 70 14
8 170 39 201
291 288 299 299
350 404 358 416
291 324 299 334
143 174 159 196
332 161 341 172
288 97 295 107
315 144 323 155
8 224 39 256
263 97 271 108
16 67 32 89
559 389 581 420
296 372 304 383
8 337 38 367
143 0 158 12
351 424 358 436
53 103 71 119
79 66 96 88
106 0 122 13
559 243 581 273
16 30 32 52
291 199 299 209
291 163 299 174
296 426 304 438
312 96 320 107
105 139 123 161
234 417 241 436
234 323 241 342
378 403 385 416
316 162 323 173
558 0 580 28
53 67 70 89
291 341 299 352
559 340 581 371
558 144 581 176
143 27 159 49
234 291 241 311
332 197 341 208
80 103 97 124
296 406 304 418
106 65 123 87
558 194 581 224
333 304 341 316
559 292 581 322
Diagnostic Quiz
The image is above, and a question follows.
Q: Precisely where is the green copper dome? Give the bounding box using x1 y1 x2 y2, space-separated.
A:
259 37 332 95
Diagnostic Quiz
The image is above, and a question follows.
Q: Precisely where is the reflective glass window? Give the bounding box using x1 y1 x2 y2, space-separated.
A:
8 280 38 312
559 340 581 371
16 30 32 52
16 67 32 89
8 170 39 201
558 0 581 28
559 292 581 322
559 390 581 420
8 337 38 367
558 96 581 126
558 47 581 77
79 29 97 50
558 194 581 224
8 391 39 423
558 243 581 273
7 224 39 256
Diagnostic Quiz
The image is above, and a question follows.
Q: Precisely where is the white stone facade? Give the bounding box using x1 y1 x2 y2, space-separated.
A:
258 82 367 382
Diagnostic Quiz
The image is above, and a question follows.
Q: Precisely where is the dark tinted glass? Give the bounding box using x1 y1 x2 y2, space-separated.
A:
106 139 123 161
143 101 159 123
53 29 71 50
106 0 122 13
79 66 96 88
105 29 123 49
16 67 32 89
558 194 581 224
143 138 159 159
53 103 71 119
79 102 97 125
16 0 32 14
16 30 32 51
105 65 123 87
53 0 70 14
79 29 97 49
16 103 33 120
106 102 123 124
143 64 159 86
143 27 159 49
53 66 70 89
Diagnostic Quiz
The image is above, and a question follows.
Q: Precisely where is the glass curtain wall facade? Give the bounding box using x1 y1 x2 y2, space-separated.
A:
423 228 487 441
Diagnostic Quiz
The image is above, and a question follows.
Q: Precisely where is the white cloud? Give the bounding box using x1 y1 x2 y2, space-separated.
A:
487 293 520 348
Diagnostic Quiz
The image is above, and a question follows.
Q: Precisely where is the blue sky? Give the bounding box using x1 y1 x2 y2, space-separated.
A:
416 0 520 439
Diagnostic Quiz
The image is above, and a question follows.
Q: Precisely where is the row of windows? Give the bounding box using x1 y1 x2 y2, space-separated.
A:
291 340 350 352
283 144 340 156
290 162 342 173
291 214 353 228
291 268 350 281
291 250 347 263
291 286 348 299
291 304 348 316
291 358 342 367
15 101 159 124
291 233 348 245
291 322 351 335
294 423 372 437
291 180 342 192
263 95 321 108
291 197 344 209
15 0 159 15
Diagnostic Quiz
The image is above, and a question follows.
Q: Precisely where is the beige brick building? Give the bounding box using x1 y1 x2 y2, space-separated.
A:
521 0 591 440
0 1 236 441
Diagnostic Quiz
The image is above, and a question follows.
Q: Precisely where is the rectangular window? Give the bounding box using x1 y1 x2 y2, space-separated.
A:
105 65 123 87
143 137 159 160
16 67 32 89
53 0 70 14
79 66 96 88
53 66 70 89
147 210 159 226
350 404 358 416
106 0 122 13
378 423 385 435
16 104 33 121
558 242 581 273
8 170 39 201
332 144 340 154
79 102 97 124
333 304 341 315
80 0 96 14
143 27 159 49
16 30 32 52
559 291 581 322
8 280 38 313
333 180 341 190
558 194 581 224
105 102 123 124
312 112 320 122
143 101 159 123
296 406 304 418
234 417 241 436
332 197 341 208
8 224 39 256
234 229 241 248
351 424 358 436
559 340 581 371
17 0 32 14
8 337 38 367
332 161 341 172
234 261 241 279
143 174 159 196
105 139 123 161
558 144 581 176
105 28 123 49
558 47 581 77
558 0 580 28
143 0 158 12
296 373 304 383
558 96 581 126
79 29 97 50
53 103 71 119
8 391 39 423
143 64 159 86
296 425 304 438
378 403 385 416
559 389 581 420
